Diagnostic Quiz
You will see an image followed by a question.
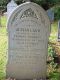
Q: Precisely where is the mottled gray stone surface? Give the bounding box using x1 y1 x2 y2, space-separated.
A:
6 2 50 80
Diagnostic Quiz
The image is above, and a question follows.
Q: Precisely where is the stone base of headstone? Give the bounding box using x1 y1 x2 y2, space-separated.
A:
58 36 60 41
58 35 60 41
58 39 60 42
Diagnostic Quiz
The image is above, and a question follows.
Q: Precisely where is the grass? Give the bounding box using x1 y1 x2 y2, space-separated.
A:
49 21 58 42
0 16 7 27
0 27 7 79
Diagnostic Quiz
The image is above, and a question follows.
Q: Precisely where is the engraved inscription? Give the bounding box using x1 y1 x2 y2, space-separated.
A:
9 19 47 65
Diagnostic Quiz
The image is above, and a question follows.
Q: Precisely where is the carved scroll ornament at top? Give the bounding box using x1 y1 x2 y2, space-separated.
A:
20 8 38 19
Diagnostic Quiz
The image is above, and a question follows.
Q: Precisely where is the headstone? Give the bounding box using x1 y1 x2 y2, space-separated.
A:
6 2 50 80
58 20 60 41
7 0 17 19
47 9 54 23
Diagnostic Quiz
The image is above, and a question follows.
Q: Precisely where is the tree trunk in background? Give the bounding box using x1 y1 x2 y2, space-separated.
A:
0 15 1 27
22 0 30 2
0 11 2 27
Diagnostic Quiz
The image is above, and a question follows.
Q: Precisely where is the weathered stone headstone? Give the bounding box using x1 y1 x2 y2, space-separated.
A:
47 9 54 23
58 20 60 41
6 2 50 80
7 0 17 19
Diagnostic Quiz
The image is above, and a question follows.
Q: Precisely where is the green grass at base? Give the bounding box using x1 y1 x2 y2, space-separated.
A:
0 27 7 79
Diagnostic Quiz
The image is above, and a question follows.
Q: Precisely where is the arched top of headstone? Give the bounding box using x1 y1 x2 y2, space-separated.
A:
7 0 17 7
7 2 50 37
47 9 54 23
7 0 18 19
